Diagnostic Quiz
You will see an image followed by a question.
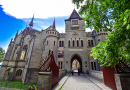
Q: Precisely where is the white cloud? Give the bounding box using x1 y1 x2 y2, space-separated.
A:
0 0 78 19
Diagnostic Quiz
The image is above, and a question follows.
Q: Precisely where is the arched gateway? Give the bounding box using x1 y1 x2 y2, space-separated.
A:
70 54 82 73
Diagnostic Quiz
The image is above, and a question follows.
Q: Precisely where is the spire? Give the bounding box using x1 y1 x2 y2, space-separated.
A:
65 9 83 21
29 14 34 27
52 17 56 30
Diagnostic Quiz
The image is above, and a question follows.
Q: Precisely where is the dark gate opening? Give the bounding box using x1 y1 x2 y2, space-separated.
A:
71 55 82 73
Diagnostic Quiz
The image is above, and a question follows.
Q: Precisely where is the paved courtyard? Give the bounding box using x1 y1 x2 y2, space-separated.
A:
53 73 112 90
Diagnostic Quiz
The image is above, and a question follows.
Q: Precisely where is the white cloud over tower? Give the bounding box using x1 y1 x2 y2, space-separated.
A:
0 0 78 19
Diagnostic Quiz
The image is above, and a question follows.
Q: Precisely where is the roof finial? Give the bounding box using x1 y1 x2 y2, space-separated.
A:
29 14 34 27
52 17 56 30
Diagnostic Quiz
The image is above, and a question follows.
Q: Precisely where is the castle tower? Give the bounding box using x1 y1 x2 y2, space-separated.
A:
64 9 88 72
43 18 59 61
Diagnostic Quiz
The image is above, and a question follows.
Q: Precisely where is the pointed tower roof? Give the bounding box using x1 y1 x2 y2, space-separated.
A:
52 17 56 30
65 9 83 21
29 14 34 27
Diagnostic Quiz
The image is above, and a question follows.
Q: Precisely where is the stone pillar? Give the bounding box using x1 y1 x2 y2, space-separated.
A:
37 72 52 90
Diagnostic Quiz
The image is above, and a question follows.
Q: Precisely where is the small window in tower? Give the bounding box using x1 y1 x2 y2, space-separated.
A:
72 20 78 25
88 40 91 46
54 41 55 46
91 40 93 46
47 41 48 45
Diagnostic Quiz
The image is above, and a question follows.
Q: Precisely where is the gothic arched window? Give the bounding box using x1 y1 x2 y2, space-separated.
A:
12 44 18 60
62 41 64 47
77 40 79 47
20 45 28 60
88 40 91 46
68 41 70 47
91 40 93 46
15 69 22 76
81 40 83 47
54 41 55 46
59 41 61 47
73 40 75 47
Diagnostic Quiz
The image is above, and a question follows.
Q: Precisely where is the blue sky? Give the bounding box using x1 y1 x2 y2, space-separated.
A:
0 0 91 52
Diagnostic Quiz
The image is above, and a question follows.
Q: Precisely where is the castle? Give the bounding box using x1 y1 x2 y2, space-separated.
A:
0 9 107 84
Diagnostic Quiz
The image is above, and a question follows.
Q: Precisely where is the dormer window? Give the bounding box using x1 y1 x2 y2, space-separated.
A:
71 19 78 25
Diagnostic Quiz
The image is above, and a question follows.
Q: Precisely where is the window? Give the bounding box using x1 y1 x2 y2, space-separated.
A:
68 41 70 47
54 41 55 46
16 69 22 76
20 45 27 60
77 40 79 47
91 40 93 46
73 40 75 47
62 41 64 47
81 40 83 47
72 20 78 25
58 62 63 69
88 40 91 46
94 62 96 70
91 62 94 70
59 41 61 47
12 44 18 60
47 41 48 45
49 50 51 55
61 62 62 69
98 39 100 42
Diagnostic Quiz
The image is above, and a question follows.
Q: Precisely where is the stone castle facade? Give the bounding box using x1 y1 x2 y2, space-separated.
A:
0 9 107 84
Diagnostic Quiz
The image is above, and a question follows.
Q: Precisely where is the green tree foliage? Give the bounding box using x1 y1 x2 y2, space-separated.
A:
72 0 130 66
0 47 5 62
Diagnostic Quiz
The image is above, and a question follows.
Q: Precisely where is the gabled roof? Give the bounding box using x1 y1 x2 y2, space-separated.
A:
65 9 83 21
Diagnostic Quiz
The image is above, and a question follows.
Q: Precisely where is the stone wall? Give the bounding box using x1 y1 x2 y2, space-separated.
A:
59 69 66 80
89 70 103 82
115 74 130 90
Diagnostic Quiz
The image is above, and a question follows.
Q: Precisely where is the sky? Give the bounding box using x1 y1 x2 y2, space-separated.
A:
0 0 91 52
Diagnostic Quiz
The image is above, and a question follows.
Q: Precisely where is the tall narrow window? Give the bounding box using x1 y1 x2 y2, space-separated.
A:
77 40 79 47
81 40 83 47
47 41 48 45
68 41 70 47
54 41 55 46
94 62 96 70
20 45 27 60
91 40 93 46
88 40 91 46
73 40 75 47
61 62 62 69
58 62 60 68
62 41 64 47
98 39 100 42
59 41 61 47
91 62 94 70
49 50 51 55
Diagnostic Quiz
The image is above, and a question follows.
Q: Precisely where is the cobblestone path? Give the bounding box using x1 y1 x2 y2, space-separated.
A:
61 73 102 90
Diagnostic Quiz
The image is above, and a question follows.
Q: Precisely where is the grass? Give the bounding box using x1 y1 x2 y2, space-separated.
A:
0 80 37 90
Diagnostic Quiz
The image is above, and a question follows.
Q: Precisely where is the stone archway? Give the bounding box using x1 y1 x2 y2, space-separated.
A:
70 54 82 73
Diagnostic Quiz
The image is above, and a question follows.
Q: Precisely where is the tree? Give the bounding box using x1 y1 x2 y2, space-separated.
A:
72 0 130 67
0 47 5 62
